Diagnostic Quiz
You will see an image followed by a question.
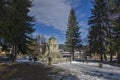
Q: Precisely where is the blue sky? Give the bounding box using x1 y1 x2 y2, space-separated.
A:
29 0 93 44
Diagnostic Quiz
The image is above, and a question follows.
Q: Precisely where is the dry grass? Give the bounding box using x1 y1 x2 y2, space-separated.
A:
0 63 53 80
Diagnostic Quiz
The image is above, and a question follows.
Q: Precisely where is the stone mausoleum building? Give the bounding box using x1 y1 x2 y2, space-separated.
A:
43 36 61 63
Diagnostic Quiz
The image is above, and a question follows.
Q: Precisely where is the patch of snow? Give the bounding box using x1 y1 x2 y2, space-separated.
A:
16 58 34 63
54 61 120 80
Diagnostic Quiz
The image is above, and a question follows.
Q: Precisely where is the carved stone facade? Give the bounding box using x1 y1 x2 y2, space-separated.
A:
48 37 59 56
43 36 61 63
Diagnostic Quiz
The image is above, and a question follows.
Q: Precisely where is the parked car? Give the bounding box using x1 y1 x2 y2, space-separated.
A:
2 56 11 61
0 56 3 61
0 56 11 61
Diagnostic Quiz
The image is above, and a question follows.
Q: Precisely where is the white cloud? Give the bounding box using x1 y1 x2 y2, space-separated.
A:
66 0 81 8
29 0 89 44
29 0 86 32
29 0 71 31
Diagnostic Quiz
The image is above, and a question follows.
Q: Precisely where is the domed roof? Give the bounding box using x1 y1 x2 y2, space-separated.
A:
49 36 56 40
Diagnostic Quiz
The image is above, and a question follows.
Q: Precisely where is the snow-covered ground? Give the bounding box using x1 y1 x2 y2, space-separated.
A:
16 58 32 62
54 61 120 80
16 59 120 80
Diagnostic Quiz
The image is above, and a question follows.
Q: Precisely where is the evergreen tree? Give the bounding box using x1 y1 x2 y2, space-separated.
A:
88 26 98 57
113 17 120 63
0 0 5 45
108 0 120 62
66 8 81 60
0 0 35 62
0 0 12 50
11 0 35 62
113 0 120 63
106 0 120 62
88 0 109 62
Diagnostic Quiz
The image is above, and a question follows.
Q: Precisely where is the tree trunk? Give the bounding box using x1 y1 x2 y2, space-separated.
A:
100 50 103 62
103 51 107 61
89 50 92 59
12 44 17 63
117 52 120 64
71 48 74 61
110 50 113 62
78 49 81 59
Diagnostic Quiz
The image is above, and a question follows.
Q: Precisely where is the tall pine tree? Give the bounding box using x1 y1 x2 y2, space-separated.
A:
0 0 5 45
66 8 81 61
0 0 35 62
11 0 35 62
88 0 109 62
108 0 120 63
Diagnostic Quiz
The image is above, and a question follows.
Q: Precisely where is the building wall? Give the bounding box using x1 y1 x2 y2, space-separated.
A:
48 37 60 57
